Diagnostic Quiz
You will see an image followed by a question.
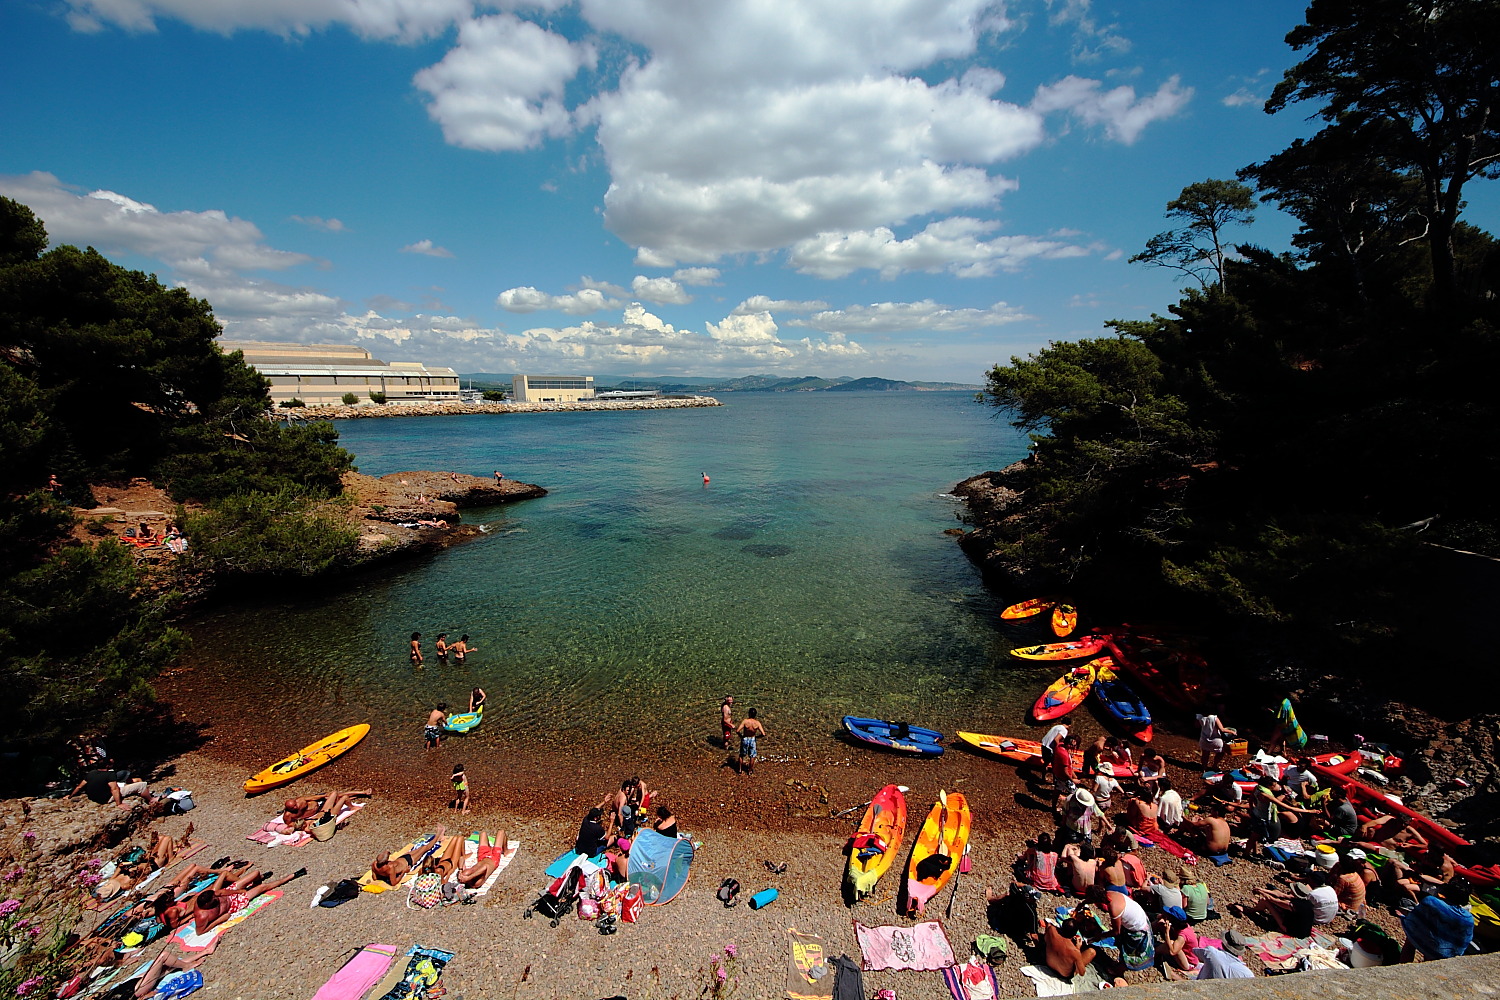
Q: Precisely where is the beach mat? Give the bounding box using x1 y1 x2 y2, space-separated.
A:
787 928 835 1000
310 942 400 1000
170 890 280 951
942 958 1000 1000
545 849 606 879
1020 964 1103 996
852 919 955 972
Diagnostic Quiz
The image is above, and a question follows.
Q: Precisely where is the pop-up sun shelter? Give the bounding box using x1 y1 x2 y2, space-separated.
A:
628 829 694 904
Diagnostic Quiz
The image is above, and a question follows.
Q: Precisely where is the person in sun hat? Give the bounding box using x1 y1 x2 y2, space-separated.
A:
1091 761 1123 813
1192 928 1255 979
1059 787 1112 845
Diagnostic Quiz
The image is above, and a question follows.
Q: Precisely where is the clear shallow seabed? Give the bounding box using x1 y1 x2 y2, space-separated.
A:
172 392 1065 773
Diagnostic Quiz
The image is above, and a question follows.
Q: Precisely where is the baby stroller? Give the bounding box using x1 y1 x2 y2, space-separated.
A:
524 866 585 927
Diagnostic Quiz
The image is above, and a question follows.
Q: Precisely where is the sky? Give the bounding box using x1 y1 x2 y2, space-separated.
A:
0 1 1401 382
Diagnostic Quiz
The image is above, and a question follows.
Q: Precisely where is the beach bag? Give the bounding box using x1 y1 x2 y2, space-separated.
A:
408 871 443 909
310 814 336 842
621 884 644 923
320 879 361 908
717 878 741 907
997 883 1041 943
578 896 600 920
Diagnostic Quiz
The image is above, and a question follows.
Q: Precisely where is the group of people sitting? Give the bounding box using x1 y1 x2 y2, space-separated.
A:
571 776 680 883
1016 727 1479 981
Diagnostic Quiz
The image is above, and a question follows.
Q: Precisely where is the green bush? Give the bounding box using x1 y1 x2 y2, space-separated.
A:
182 487 359 578
341 392 359 405
280 398 306 408
369 391 386 404
482 389 507 401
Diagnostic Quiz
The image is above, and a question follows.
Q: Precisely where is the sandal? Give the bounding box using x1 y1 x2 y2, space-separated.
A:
764 860 788 874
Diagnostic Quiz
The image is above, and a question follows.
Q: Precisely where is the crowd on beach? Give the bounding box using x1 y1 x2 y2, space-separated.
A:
1001 714 1481 987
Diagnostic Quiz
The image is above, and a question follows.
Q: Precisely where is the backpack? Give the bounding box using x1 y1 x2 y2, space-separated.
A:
320 879 361 907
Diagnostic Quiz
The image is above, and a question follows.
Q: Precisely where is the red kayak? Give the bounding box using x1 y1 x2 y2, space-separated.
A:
1224 751 1360 793
1309 761 1471 852
1105 635 1209 713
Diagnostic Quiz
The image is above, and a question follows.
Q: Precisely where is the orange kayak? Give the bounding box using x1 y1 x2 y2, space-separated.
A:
905 792 970 916
243 724 370 794
1010 635 1111 661
957 732 1049 767
847 784 907 900
1000 597 1054 620
1032 662 1097 721
1050 603 1078 637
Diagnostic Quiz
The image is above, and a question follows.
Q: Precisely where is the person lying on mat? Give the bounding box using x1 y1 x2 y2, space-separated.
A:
132 944 209 1000
193 868 305 933
372 826 446 886
455 830 510 888
1357 811 1429 853
420 835 466 881
281 789 371 828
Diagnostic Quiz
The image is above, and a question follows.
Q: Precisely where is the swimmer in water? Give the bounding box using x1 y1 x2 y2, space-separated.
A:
702 472 710 485
410 632 423 665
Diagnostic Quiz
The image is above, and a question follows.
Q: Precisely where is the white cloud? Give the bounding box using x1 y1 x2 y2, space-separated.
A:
731 295 830 315
790 217 1090 280
60 0 472 40
0 171 314 271
1222 88 1260 108
1046 0 1130 63
495 285 622 315
402 238 454 258
291 215 346 232
413 14 596 152
671 267 720 286
1031 74 1192 144
631 275 691 305
791 299 1030 335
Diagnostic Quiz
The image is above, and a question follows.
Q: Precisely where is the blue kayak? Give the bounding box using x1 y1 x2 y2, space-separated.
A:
842 716 945 756
1091 670 1154 741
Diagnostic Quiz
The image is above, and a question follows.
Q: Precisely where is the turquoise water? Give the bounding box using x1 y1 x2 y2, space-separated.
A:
177 392 1046 764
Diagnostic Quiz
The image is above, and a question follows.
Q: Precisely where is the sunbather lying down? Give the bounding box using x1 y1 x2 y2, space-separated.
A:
280 789 372 830
455 829 510 888
133 942 211 1000
372 826 447 886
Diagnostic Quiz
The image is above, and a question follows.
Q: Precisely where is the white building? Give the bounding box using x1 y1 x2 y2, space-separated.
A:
511 374 595 403
221 341 461 406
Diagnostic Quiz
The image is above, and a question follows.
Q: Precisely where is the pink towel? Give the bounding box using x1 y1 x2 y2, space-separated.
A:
311 943 400 1000
853 919 956 971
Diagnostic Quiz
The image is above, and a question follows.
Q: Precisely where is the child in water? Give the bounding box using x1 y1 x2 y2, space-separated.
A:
450 763 470 814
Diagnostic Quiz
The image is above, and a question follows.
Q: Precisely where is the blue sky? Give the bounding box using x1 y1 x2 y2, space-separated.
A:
0 1 1423 382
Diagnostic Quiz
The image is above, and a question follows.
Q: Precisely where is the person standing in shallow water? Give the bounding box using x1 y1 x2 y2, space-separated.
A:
737 708 766 775
435 633 449 662
720 696 735 748
452 634 474 663
410 632 423 665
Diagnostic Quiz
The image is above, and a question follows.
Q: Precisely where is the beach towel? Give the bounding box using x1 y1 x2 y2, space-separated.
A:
169 891 280 952
1275 698 1308 749
456 837 519 897
1206 853 1232 866
357 834 440 892
249 802 364 847
852 919 956 972
1243 930 1339 970
787 928 835 1000
545 849 606 879
1019 964 1104 996
377 945 454 1000
311 943 400 1000
941 958 998 1000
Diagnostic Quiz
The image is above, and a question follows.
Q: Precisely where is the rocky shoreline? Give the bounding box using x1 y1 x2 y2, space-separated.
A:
278 397 723 420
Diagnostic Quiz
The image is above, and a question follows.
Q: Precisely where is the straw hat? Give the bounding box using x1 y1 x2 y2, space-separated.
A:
1073 788 1096 808
1162 868 1181 886
1097 762 1115 776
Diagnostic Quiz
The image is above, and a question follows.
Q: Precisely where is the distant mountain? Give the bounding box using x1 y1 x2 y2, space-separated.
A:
458 372 980 392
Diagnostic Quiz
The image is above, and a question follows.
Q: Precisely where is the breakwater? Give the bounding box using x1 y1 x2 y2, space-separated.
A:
278 397 723 420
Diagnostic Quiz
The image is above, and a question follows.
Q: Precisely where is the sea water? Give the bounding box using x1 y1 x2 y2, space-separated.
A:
178 391 1049 763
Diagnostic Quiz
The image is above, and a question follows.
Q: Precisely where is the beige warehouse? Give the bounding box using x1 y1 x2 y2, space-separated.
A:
221 341 461 407
511 374 595 403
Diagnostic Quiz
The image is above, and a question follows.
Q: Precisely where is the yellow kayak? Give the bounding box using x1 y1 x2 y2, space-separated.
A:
1000 597 1054 620
905 791 970 916
1050 603 1079 637
243 723 370 794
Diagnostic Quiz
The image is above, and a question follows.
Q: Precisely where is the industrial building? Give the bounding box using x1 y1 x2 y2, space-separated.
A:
510 374 595 403
221 341 461 406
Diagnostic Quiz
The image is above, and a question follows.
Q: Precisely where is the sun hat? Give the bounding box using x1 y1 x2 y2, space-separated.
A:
1292 881 1312 898
1097 762 1115 776
1223 928 1249 956
1162 905 1188 923
1074 788 1096 808
1347 848 1367 860
1162 868 1181 886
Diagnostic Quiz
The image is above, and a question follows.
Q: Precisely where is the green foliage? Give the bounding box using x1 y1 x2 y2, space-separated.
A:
182 488 360 578
281 397 306 408
369 391 386 404
342 391 359 405
1129 179 1255 291
481 389 506 401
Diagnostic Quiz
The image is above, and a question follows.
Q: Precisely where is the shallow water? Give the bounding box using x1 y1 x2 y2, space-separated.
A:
172 392 1074 773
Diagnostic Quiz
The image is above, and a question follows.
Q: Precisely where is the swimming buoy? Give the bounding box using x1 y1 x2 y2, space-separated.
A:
702 474 710 484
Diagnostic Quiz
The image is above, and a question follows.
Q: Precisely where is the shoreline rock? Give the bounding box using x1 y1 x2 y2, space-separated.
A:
274 397 723 420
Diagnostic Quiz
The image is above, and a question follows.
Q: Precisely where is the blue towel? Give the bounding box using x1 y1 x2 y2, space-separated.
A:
1207 853 1233 867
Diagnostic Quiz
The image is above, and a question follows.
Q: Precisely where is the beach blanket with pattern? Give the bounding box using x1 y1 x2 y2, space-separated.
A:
458 836 519 896
1019 964 1104 996
786 928 835 999
852 919 956 972
357 834 441 892
1243 929 1339 970
942 958 999 1000
170 890 281 951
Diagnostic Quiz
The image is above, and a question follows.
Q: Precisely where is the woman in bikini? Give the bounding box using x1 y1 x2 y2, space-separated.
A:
410 632 423 665
452 635 474 662
470 686 486 713
435 633 449 662
456 829 510 888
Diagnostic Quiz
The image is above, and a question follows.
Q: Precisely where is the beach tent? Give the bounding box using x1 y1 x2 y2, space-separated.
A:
628 830 694 904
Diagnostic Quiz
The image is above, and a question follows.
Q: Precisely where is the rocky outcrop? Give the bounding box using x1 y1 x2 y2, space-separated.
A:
278 398 722 420
949 464 1046 590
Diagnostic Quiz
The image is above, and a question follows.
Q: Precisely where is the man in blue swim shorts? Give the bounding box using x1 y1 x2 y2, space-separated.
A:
736 708 766 775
